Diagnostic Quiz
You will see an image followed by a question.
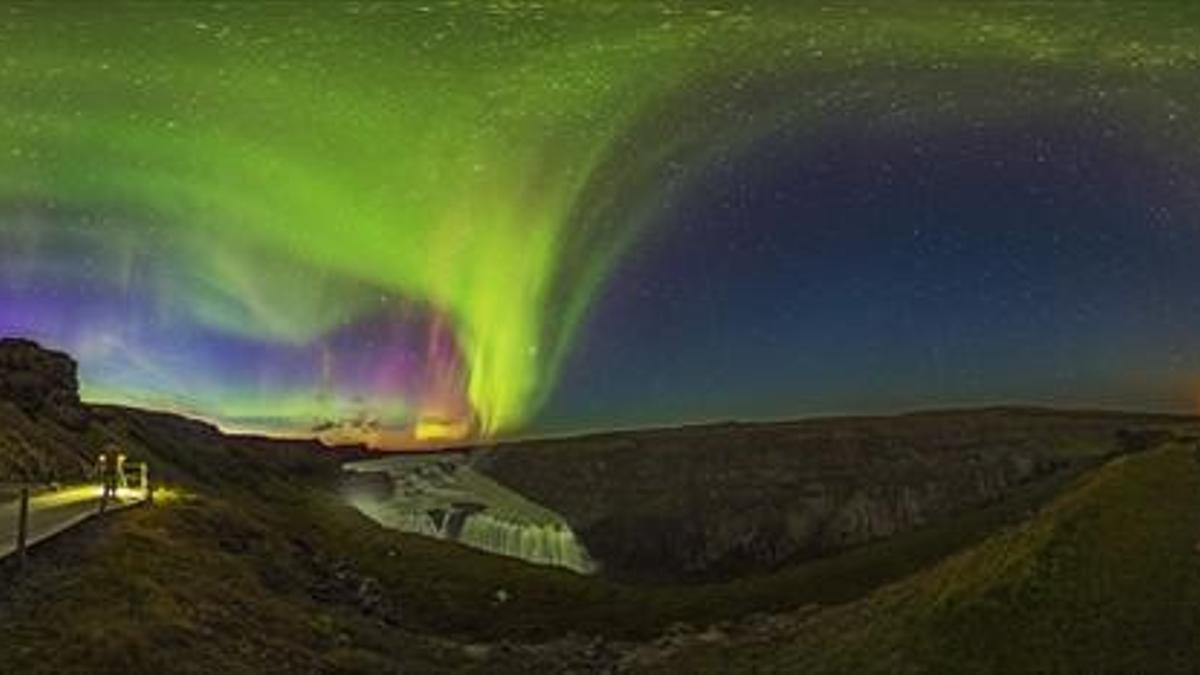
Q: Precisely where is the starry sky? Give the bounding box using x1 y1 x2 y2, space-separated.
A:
2 2 1200 447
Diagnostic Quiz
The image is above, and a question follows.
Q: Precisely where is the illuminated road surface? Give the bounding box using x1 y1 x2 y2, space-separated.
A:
0 486 144 560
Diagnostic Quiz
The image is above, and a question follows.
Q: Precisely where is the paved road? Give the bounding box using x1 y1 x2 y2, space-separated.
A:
0 485 144 560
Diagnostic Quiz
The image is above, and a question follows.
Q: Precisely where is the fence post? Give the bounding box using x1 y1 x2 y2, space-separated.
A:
16 486 29 568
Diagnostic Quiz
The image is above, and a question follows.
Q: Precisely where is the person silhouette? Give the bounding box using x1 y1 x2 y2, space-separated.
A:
97 445 122 510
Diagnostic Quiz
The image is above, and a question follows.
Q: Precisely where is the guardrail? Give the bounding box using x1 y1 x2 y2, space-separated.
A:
15 486 28 566
2 465 151 568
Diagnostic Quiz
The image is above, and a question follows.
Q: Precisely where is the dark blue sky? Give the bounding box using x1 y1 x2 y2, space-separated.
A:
7 3 1200 447
538 118 1200 433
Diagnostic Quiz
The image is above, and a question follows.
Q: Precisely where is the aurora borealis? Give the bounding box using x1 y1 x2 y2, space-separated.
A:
3 2 1200 447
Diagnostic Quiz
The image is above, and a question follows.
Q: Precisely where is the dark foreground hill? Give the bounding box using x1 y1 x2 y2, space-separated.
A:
637 438 1200 674
3 337 1200 673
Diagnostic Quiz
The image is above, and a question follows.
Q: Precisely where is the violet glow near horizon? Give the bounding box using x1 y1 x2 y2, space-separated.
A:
3 3 1200 448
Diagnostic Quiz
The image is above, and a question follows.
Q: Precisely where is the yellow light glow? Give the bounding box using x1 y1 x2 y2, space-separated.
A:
415 415 472 442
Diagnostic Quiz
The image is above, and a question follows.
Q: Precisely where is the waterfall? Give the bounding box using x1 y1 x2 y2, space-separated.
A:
457 512 596 574
343 453 598 574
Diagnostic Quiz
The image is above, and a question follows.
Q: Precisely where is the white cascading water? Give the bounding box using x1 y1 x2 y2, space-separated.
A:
342 453 598 574
456 512 596 573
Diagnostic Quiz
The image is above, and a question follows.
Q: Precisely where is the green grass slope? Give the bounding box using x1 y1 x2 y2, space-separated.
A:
0 492 482 674
0 413 1111 674
2 402 1195 673
649 440 1200 673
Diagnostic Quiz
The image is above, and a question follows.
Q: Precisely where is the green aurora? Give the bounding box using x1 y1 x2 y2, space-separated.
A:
2 2 1199 444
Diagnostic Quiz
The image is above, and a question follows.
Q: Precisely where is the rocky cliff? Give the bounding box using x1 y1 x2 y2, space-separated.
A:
0 338 94 481
0 337 88 429
474 409 1193 581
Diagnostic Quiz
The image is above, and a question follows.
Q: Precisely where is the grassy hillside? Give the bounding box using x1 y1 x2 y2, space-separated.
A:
297 464 1071 643
646 439 1200 673
0 475 1067 674
0 492 479 674
0 407 1150 674
0 401 100 481
3 394 1196 672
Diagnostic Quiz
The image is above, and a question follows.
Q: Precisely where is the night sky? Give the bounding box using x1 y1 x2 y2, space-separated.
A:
2 2 1199 447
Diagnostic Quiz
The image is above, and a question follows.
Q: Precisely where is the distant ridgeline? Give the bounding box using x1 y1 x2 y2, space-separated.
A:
468 409 1198 582
338 409 1196 582
341 453 597 575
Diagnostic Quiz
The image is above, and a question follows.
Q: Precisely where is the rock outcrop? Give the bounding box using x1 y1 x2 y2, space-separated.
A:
0 337 88 430
0 338 94 481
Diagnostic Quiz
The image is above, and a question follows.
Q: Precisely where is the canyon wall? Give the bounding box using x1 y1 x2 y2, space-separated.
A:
473 409 1190 581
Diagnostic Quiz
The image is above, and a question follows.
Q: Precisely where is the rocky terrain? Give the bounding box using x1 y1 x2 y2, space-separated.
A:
4 336 1184 588
0 338 88 426
4 337 1200 674
474 410 1189 581
0 338 95 480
